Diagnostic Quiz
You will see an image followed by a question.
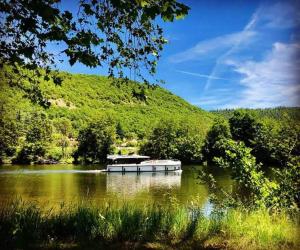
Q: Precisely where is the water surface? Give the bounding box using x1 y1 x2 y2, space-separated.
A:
0 164 232 209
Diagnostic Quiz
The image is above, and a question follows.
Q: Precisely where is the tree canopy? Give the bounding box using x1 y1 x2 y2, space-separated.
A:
73 117 116 163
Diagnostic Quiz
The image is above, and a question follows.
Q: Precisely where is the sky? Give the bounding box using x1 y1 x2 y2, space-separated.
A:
56 0 300 110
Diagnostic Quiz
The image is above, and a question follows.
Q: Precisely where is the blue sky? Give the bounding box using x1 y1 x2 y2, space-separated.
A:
56 0 300 110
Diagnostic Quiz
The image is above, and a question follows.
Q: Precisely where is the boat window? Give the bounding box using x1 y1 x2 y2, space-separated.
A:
112 158 147 164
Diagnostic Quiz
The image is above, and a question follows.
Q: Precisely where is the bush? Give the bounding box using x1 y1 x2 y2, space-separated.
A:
46 146 63 161
207 138 299 209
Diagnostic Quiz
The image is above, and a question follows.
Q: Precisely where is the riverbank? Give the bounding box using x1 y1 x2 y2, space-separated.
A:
0 201 298 249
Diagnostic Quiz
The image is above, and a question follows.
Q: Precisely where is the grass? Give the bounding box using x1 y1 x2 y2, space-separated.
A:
0 200 298 249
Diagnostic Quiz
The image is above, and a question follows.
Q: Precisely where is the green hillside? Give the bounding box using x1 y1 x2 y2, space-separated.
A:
1 71 213 138
0 69 215 163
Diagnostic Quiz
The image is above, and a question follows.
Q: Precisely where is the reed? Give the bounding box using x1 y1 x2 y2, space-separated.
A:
0 200 298 249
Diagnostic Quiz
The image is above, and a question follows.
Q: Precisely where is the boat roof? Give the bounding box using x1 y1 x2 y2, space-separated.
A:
107 155 150 160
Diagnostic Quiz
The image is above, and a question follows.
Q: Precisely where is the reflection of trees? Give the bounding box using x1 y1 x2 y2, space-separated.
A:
4 168 108 205
178 166 209 206
76 173 107 199
17 172 80 204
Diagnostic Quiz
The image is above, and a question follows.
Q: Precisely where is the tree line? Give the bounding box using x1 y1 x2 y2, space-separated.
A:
1 108 299 167
200 110 300 210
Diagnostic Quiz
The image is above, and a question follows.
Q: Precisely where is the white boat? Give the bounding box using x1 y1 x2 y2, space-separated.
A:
105 155 181 172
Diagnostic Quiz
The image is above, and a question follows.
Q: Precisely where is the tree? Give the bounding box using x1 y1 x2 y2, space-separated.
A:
74 117 116 163
13 112 53 164
53 118 73 158
251 119 299 167
229 110 260 147
139 119 202 162
211 138 299 209
250 123 277 165
201 119 231 163
0 0 189 105
0 111 19 163
116 122 125 140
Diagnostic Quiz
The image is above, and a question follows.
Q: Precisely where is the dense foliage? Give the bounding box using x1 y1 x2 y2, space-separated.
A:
201 119 231 163
206 110 300 167
74 117 116 163
212 138 299 209
228 110 260 147
201 110 300 210
139 119 204 162
12 112 53 164
0 108 19 163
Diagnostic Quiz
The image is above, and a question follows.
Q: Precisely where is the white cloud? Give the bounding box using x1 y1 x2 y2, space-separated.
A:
260 1 300 29
168 1 300 109
224 42 300 108
169 31 256 63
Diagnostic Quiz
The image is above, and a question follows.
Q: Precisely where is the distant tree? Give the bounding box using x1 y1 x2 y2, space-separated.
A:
201 119 231 163
0 0 189 105
13 112 52 163
53 118 73 137
229 110 260 147
271 122 299 167
53 118 73 158
74 117 116 163
0 111 19 163
140 119 202 162
250 123 277 165
132 86 147 102
250 119 299 167
116 122 125 140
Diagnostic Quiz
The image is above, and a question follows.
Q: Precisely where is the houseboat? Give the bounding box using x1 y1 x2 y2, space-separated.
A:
105 155 181 172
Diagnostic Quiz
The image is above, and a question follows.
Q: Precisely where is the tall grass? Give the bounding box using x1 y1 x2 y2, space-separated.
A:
0 200 298 249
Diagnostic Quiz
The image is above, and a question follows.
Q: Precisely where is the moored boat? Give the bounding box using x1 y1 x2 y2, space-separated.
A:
105 155 181 172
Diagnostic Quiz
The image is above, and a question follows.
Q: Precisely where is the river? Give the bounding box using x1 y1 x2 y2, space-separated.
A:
0 164 232 211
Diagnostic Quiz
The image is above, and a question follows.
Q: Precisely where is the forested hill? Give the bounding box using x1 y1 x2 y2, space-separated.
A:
212 107 300 122
1 69 299 164
1 70 214 138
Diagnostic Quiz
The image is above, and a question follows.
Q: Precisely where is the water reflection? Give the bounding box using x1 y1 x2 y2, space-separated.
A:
106 171 181 196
